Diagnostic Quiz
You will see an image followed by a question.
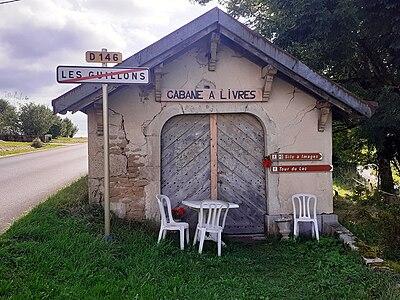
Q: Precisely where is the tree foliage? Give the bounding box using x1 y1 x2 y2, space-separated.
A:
0 100 80 139
194 0 400 192
0 99 19 134
48 115 63 138
61 118 78 138
19 103 55 137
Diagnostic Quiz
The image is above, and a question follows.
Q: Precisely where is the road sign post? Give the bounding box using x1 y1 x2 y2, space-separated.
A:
101 48 111 239
56 49 149 239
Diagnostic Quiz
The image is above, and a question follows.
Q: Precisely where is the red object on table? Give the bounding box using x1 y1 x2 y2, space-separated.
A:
172 207 186 219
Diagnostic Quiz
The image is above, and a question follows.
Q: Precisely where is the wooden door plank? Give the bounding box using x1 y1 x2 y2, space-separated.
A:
218 122 264 160
162 145 210 188
162 130 210 169
218 162 266 207
217 113 266 234
218 132 265 179
218 146 265 187
219 114 264 146
162 114 208 149
161 114 212 230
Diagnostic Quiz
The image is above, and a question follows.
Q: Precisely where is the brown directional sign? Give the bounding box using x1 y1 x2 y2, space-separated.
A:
85 51 122 63
270 165 333 173
270 152 322 161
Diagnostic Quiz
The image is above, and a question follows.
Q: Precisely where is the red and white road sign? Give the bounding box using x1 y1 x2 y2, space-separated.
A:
270 152 323 161
56 66 149 84
270 164 333 173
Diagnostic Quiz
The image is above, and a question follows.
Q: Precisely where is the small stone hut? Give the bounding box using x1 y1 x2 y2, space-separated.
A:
52 8 371 235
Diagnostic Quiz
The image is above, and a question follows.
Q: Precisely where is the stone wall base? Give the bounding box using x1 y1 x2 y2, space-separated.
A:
264 213 338 236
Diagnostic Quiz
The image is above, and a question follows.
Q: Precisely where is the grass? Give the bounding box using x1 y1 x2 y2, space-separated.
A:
0 178 399 299
0 137 87 157
0 141 61 157
50 136 88 144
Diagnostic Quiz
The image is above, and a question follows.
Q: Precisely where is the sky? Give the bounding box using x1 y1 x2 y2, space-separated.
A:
0 0 220 136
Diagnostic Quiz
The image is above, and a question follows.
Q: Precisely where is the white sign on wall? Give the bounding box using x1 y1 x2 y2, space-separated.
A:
161 89 263 102
56 66 149 84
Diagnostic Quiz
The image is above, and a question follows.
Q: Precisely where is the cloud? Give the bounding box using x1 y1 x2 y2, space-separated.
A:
0 0 220 136
0 67 51 94
1 24 83 60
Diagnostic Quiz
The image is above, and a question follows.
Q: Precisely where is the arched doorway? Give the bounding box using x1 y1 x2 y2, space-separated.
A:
161 113 266 234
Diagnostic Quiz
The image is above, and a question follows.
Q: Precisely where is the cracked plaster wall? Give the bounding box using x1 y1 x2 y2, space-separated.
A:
87 39 333 222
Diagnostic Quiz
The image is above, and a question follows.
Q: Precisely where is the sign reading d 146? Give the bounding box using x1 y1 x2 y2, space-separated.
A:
86 51 122 63
56 66 150 84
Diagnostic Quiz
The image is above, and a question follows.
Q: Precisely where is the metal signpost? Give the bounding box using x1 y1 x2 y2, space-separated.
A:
57 49 149 238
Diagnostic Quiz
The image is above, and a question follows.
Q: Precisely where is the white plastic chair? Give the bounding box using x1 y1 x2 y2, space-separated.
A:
156 194 189 250
194 201 229 256
292 194 319 241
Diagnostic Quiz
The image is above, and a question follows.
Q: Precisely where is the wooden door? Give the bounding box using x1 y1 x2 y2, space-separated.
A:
217 114 266 234
161 114 211 224
161 113 266 234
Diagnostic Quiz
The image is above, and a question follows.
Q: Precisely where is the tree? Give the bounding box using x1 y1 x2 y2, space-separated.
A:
61 118 78 138
194 0 400 193
48 115 63 138
0 99 19 134
19 102 54 137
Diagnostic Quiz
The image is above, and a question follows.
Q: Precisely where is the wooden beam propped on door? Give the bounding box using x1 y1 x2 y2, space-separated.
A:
154 63 163 102
210 114 218 200
261 65 277 101
208 32 220 71
316 101 331 132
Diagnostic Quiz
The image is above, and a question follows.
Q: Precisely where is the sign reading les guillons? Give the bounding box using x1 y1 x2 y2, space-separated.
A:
56 66 150 84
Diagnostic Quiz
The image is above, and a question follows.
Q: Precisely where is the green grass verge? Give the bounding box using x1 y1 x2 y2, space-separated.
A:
0 141 62 157
50 137 87 144
0 178 399 299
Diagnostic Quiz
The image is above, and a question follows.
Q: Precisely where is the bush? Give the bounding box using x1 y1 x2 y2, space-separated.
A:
378 201 400 259
336 190 400 261
31 137 43 148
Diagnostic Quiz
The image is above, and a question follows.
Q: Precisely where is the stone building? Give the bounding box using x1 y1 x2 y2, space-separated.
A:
52 8 371 235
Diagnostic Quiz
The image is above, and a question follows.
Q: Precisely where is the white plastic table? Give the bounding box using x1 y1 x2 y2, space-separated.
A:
182 199 239 209
182 199 239 245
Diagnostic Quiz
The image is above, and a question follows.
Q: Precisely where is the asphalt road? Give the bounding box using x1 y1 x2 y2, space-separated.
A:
0 144 88 233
